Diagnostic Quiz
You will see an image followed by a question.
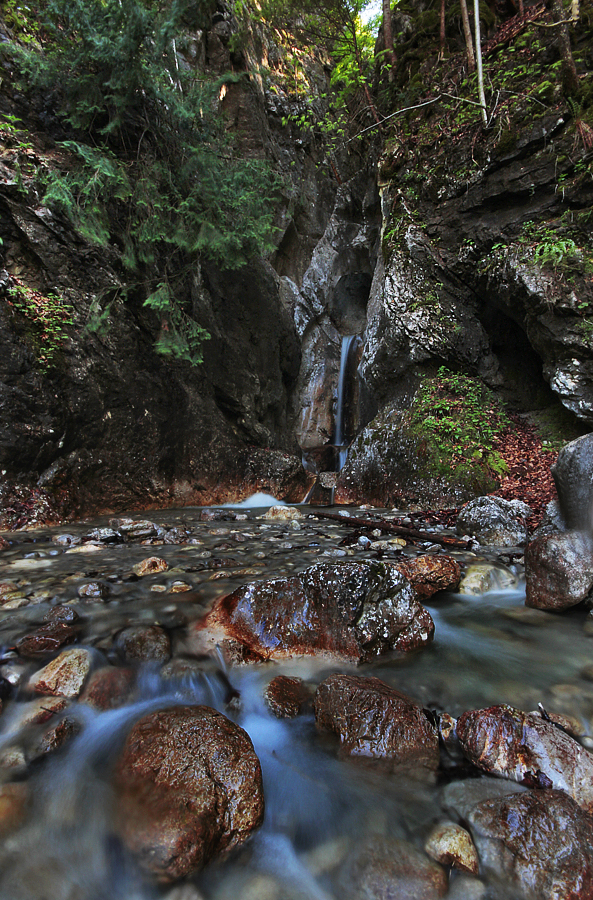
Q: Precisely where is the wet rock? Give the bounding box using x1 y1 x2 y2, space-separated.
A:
200 509 237 521
77 581 110 600
342 836 448 900
114 705 264 881
80 666 136 710
525 531 593 610
424 821 479 874
66 542 105 554
43 605 79 624
468 789 593 900
11 696 69 728
192 562 435 664
0 782 29 837
16 622 79 659
264 675 313 718
132 557 169 576
458 563 518 595
0 582 20 600
456 704 593 814
86 527 121 543
109 518 159 539
456 497 531 547
116 625 171 663
552 434 593 532
28 647 92 698
169 581 192 593
314 674 439 772
262 505 303 521
35 715 81 756
395 554 461 599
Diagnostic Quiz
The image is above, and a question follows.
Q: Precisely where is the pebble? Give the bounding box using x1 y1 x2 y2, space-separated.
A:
132 557 169 576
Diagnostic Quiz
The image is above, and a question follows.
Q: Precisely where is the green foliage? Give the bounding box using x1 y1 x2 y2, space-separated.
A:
5 0 281 364
6 280 75 371
407 368 510 488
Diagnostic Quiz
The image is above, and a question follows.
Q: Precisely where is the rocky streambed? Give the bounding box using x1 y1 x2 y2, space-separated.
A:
0 500 592 900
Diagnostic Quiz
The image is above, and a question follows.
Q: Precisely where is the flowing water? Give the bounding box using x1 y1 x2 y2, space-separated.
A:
0 504 592 900
334 335 357 471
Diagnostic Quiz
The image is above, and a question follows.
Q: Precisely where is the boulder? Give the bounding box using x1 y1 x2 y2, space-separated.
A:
192 562 435 664
395 554 461 599
314 674 439 772
468 789 593 900
525 530 593 610
456 496 531 546
80 666 136 710
16 622 79 658
424 821 479 874
342 836 448 900
114 705 264 881
552 433 593 532
456 704 593 814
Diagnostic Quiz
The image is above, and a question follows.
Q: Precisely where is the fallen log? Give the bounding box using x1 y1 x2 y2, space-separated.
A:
308 511 470 549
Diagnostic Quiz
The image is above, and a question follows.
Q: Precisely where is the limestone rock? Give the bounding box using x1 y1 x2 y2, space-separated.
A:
456 704 593 814
28 648 92 698
314 674 439 772
468 789 593 900
456 496 532 546
525 531 593 609
114 705 264 881
192 562 435 664
395 554 461 599
424 821 479 874
552 434 593 531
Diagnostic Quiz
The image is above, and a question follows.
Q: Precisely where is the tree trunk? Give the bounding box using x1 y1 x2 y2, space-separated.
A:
474 0 488 126
546 0 579 96
382 0 397 79
440 0 447 59
460 0 475 72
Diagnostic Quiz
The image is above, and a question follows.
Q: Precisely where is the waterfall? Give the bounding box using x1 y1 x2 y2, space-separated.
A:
335 335 356 471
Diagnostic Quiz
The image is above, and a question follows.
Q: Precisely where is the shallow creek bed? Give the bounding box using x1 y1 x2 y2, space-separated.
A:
0 503 592 900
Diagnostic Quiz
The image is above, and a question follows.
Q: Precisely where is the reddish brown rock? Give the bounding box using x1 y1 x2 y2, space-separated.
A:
314 674 439 772
114 705 264 882
28 648 92 698
116 625 171 663
456 704 593 814
468 789 593 900
264 676 312 718
133 557 169 577
343 836 448 900
192 562 434 664
0 783 29 837
80 666 136 710
16 622 79 659
35 715 81 756
395 554 461 599
525 531 593 610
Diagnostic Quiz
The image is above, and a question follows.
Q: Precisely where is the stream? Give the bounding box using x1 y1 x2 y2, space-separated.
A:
0 502 592 900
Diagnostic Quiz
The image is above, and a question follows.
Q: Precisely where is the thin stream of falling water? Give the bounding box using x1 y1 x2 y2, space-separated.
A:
334 335 356 472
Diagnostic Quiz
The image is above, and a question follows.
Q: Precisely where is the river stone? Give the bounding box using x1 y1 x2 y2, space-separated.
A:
525 531 593 609
80 666 136 710
264 675 312 718
456 497 531 546
456 704 593 813
262 505 302 520
342 836 448 900
0 782 29 837
468 789 593 900
424 821 479 874
192 562 435 664
458 563 518 595
77 581 110 600
132 556 169 576
314 674 439 772
28 647 92 698
116 625 171 662
114 705 264 881
395 554 461 599
552 433 593 532
15 622 79 658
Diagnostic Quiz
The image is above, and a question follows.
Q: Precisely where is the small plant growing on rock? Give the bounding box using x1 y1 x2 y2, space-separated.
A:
6 279 75 371
407 367 510 489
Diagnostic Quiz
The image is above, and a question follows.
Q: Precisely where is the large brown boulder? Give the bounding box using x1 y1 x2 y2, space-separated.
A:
525 531 593 610
113 705 264 882
314 674 439 773
456 704 593 814
468 789 593 900
191 562 435 664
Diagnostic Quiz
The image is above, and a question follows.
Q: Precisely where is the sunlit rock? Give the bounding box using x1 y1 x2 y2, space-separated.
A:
132 556 169 576
114 705 264 881
28 647 92 698
424 821 479 874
